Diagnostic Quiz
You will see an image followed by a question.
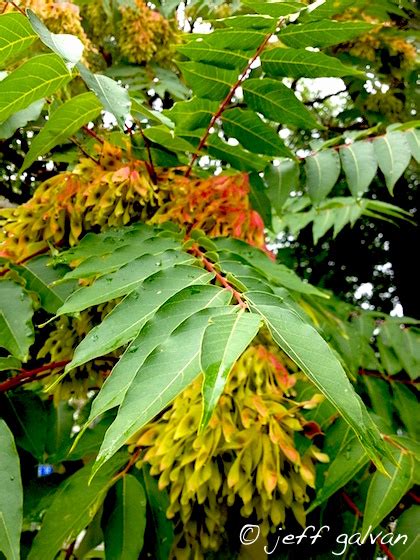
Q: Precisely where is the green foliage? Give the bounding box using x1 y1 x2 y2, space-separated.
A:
0 1 418 558
0 280 34 361
0 420 22 560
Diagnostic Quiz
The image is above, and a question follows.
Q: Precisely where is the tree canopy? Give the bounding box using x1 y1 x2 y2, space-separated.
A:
0 1 418 559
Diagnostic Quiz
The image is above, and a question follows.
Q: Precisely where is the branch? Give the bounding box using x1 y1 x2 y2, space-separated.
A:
0 360 70 393
359 368 419 386
113 448 142 482
190 245 247 309
132 119 157 184
184 22 282 177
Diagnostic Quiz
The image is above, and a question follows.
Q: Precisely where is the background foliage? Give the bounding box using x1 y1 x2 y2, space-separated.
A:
0 1 418 559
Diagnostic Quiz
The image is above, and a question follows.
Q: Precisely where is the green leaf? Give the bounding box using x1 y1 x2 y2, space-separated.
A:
261 47 363 78
27 454 127 560
166 97 218 132
406 128 420 163
0 280 34 361
206 134 268 172
94 307 235 473
222 108 293 157
390 506 420 560
20 92 102 173
362 449 414 536
264 159 300 214
66 265 213 371
393 384 419 440
63 236 181 280
200 311 261 430
130 97 174 128
0 357 21 372
143 126 197 153
373 131 412 194
243 78 321 130
249 172 272 228
177 62 238 100
54 223 156 266
245 292 387 468
222 15 277 30
0 54 72 123
102 475 146 560
77 63 131 130
56 251 195 315
194 29 267 50
279 20 375 48
309 434 369 511
340 141 377 198
13 255 76 315
306 149 341 203
214 237 325 297
27 9 84 66
0 13 37 69
0 419 23 560
0 99 44 141
86 285 231 424
140 466 174 560
242 1 306 17
2 393 47 461
177 42 251 70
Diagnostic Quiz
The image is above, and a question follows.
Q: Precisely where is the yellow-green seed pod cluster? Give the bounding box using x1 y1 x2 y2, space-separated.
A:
0 143 162 261
118 0 176 65
133 336 328 559
37 301 117 401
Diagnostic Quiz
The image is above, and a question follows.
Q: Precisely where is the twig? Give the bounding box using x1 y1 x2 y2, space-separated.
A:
64 540 76 560
113 448 142 482
190 245 247 309
132 119 157 184
82 125 103 144
359 368 419 386
185 21 283 177
0 360 70 393
70 136 100 164
10 2 25 16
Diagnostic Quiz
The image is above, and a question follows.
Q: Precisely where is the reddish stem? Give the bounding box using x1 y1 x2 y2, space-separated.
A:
11 2 25 16
190 245 247 309
409 491 420 504
0 246 52 277
133 119 158 184
113 448 142 482
341 492 363 517
359 368 419 386
341 492 396 560
0 360 70 393
184 24 280 177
